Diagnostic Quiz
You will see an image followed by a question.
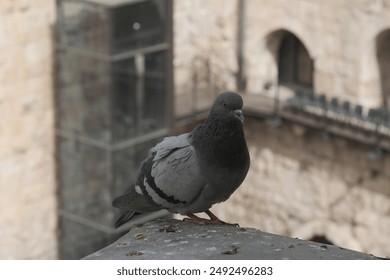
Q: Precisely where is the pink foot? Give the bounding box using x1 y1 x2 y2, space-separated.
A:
183 210 239 227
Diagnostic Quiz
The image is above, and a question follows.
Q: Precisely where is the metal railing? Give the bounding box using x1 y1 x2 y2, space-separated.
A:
278 88 390 152
175 84 390 153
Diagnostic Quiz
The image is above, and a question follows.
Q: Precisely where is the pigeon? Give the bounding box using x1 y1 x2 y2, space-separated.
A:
112 91 250 227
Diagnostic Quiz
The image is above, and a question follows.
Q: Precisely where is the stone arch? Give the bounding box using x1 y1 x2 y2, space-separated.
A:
376 28 390 108
265 29 314 92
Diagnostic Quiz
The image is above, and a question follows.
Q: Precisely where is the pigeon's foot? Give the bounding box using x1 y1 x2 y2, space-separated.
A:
183 210 239 227
205 210 240 227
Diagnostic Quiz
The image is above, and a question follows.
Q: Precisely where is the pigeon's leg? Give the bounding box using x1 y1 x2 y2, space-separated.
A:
205 210 239 227
183 211 239 227
183 214 211 224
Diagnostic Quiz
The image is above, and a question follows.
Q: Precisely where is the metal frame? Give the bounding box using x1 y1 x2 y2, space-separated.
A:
55 0 173 259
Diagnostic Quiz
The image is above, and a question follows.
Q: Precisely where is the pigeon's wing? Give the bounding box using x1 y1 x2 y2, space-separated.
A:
140 133 206 211
112 134 191 211
151 133 192 161
113 133 206 214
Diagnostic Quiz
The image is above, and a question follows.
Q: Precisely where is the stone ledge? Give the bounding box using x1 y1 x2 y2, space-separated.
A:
83 218 381 260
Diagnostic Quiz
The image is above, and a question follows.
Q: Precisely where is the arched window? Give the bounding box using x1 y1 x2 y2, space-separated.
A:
376 29 390 108
278 32 314 89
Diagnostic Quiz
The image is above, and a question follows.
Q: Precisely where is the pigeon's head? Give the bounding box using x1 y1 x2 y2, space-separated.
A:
211 92 245 123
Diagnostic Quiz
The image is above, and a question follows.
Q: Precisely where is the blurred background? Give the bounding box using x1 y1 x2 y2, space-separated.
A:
1 0 390 259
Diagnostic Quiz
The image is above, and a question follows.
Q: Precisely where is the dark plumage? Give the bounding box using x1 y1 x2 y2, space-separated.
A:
112 92 250 227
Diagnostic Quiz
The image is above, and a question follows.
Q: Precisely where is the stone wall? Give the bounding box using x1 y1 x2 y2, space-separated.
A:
244 0 390 107
173 0 239 117
0 0 57 259
173 0 390 108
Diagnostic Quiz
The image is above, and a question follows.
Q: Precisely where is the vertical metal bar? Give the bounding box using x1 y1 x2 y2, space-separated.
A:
192 67 198 117
293 37 298 84
107 5 114 206
237 0 246 92
166 0 174 132
273 83 280 115
135 53 145 133
56 0 66 46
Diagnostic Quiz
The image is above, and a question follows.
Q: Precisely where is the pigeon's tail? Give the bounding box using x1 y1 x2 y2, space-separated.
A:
114 210 171 228
114 211 138 228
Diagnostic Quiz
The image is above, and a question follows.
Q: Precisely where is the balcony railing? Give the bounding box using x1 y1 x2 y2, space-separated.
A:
176 84 390 151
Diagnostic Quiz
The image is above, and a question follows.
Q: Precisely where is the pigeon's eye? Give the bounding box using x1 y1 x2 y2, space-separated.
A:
222 101 227 107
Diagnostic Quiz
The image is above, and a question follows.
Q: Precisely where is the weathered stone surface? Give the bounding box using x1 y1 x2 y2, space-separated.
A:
83 219 380 260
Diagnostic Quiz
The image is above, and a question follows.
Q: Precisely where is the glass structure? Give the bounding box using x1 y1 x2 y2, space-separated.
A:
56 0 172 259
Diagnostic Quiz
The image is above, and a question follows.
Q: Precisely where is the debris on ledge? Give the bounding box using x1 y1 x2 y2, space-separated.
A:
83 218 380 260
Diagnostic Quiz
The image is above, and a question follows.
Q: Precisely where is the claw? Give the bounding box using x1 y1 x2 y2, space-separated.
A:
183 210 239 227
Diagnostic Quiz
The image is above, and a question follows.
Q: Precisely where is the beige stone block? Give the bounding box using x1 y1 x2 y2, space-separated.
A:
326 179 348 206
355 193 390 228
353 226 390 258
0 75 54 158
24 38 53 76
0 47 24 86
0 154 25 222
254 149 274 177
291 220 326 240
292 124 307 137
315 71 335 95
11 9 53 45
0 235 20 259
2 195 58 259
355 209 378 227
14 0 32 12
0 0 14 13
259 148 275 164
329 192 357 223
0 17 10 50
0 152 57 259
21 150 55 190
0 96 29 154
325 222 362 252
260 215 290 234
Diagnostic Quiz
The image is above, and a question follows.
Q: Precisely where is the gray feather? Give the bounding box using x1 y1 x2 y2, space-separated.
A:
151 133 191 161
150 137 205 207
112 186 160 212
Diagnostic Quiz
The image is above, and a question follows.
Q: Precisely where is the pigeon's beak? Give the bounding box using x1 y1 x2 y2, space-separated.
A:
233 109 245 124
